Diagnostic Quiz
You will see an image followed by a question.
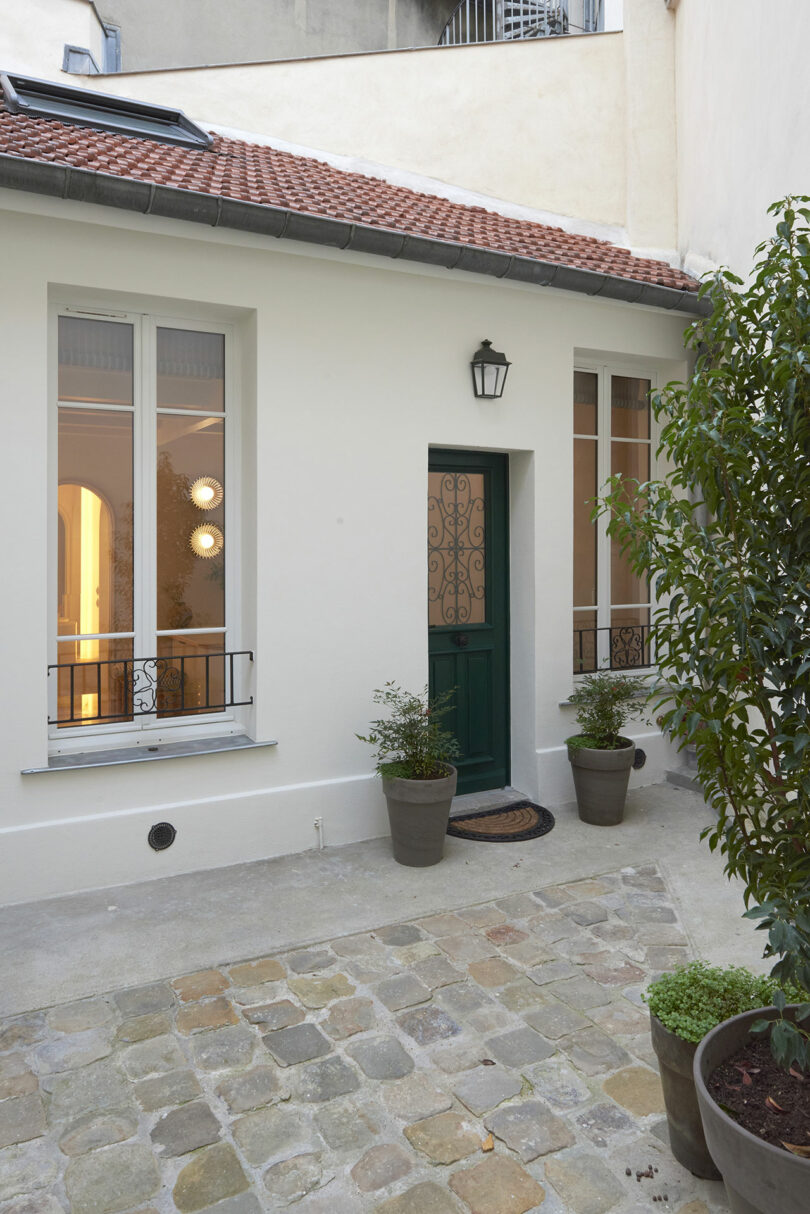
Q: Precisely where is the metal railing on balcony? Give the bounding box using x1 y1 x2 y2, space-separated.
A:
439 0 602 46
48 650 254 726
573 625 652 675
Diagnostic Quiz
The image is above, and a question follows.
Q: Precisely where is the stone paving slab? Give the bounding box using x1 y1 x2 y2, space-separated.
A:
0 865 729 1213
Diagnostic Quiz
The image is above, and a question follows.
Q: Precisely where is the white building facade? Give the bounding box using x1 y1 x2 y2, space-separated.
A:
0 0 804 904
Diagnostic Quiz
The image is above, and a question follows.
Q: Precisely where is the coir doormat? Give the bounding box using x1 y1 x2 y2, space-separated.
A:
447 800 555 843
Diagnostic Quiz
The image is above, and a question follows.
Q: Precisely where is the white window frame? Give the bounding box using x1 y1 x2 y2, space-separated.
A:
573 359 658 677
48 301 246 755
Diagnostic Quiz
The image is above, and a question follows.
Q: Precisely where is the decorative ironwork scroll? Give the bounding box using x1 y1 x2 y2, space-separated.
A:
428 472 486 626
610 626 646 670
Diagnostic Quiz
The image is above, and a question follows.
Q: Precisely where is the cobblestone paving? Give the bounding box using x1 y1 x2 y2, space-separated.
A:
0 865 729 1214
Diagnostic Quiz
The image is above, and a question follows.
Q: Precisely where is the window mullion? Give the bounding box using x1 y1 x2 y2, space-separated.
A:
137 315 157 720
596 367 611 663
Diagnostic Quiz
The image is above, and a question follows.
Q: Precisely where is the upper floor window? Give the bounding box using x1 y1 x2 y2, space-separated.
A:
573 366 653 674
51 308 250 747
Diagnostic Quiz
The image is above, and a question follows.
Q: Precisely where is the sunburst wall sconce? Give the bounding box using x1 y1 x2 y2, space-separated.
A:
189 523 224 559
189 476 223 510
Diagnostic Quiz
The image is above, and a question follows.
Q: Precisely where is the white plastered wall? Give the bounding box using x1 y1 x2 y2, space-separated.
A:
674 0 810 277
0 190 689 903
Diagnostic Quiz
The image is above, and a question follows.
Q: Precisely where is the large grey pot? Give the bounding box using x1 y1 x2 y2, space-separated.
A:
567 737 634 825
381 766 457 867
694 1006 809 1214
650 1013 721 1180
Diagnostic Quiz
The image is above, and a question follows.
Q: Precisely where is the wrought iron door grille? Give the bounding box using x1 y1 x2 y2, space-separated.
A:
48 650 253 725
573 626 652 674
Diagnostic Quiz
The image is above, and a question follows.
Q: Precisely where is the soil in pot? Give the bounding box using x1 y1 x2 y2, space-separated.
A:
707 1037 810 1152
695 1007 810 1214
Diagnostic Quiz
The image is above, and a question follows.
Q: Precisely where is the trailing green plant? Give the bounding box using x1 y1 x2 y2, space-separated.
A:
357 682 461 780
565 670 648 750
599 198 810 1067
645 961 803 1046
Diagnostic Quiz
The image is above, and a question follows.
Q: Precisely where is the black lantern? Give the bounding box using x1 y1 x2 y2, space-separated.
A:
471 339 511 399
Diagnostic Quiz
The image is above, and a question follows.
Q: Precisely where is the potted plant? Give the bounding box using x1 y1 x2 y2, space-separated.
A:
599 199 810 1213
565 670 647 825
357 682 460 867
645 962 795 1181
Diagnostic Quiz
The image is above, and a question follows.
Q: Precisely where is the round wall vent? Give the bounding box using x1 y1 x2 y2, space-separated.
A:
148 822 177 851
632 748 647 771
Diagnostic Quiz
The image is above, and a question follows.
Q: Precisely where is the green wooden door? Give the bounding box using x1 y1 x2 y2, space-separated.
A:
428 450 510 794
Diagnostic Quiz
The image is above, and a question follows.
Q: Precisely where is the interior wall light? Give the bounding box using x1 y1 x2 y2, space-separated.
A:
189 523 224 559
189 476 223 510
471 339 511 399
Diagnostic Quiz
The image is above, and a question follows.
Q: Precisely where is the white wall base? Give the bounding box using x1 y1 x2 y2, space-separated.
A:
1 773 385 905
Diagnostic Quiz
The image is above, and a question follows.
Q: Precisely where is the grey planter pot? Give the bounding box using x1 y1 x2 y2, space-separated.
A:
567 737 634 825
650 1013 721 1180
381 766 457 867
694 1006 810 1214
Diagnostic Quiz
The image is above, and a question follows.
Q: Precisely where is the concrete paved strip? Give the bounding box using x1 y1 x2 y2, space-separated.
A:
0 863 731 1212
0 786 763 1019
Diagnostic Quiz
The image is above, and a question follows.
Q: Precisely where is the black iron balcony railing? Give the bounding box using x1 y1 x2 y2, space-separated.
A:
48 650 253 726
573 625 652 675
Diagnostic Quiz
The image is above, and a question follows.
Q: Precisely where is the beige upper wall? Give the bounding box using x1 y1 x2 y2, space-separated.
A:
674 0 810 276
74 36 631 228
97 0 453 70
0 0 105 75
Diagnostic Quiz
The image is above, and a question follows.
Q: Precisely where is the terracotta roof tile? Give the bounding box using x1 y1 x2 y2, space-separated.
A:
0 103 699 293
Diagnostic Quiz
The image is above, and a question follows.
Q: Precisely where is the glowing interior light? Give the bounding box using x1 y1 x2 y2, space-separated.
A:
189 523 224 559
77 486 103 721
189 476 223 510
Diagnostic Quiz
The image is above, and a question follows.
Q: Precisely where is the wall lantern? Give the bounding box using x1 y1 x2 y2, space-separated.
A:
189 523 224 559
471 339 511 399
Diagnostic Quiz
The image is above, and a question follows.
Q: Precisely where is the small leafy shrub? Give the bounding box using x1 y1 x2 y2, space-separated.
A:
566 671 648 750
357 682 460 780
645 961 803 1045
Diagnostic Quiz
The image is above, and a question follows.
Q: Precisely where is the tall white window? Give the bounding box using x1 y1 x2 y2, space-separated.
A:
51 307 247 746
573 365 653 674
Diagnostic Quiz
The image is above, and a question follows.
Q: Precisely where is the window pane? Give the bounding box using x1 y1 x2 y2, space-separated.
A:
54 637 134 726
610 607 651 669
573 609 597 674
157 328 225 412
58 317 133 406
157 415 225 631
610 441 650 607
58 409 133 635
573 438 597 608
611 376 650 439
574 371 598 435
156 633 226 718
428 471 486 626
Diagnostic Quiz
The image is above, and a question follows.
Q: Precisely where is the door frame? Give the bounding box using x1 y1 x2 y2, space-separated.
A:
428 448 510 794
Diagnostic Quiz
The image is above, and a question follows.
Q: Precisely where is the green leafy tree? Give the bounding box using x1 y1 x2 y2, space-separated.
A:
599 199 810 1068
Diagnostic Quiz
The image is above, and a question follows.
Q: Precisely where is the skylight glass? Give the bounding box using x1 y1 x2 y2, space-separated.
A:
0 72 212 150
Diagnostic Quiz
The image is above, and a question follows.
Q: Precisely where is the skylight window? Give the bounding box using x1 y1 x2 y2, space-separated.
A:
0 72 212 150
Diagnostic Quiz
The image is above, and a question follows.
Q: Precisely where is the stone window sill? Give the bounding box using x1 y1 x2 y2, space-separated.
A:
22 735 277 774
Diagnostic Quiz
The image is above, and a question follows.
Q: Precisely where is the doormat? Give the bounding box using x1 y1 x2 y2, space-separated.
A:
447 801 555 842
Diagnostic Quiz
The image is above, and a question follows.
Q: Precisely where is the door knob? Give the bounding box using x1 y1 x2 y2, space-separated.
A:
453 633 470 648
